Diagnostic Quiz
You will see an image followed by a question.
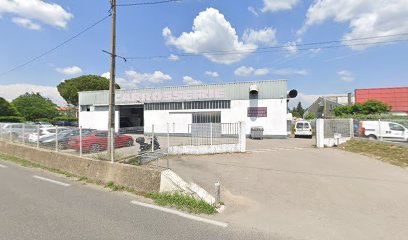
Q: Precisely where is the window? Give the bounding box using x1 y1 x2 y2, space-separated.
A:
95 132 108 137
145 102 182 111
81 105 91 112
192 112 221 123
94 106 109 111
184 100 230 110
389 123 405 131
296 123 304 128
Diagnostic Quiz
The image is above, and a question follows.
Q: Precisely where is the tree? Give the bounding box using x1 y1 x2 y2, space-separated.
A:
333 100 390 117
0 97 19 116
57 75 120 106
304 112 316 120
296 102 305 117
291 106 301 118
11 93 59 121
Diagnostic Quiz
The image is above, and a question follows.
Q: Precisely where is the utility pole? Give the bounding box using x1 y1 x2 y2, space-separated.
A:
107 0 116 162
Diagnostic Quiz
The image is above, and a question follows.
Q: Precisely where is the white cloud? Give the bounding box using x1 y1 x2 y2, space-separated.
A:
338 70 355 82
125 70 172 84
0 83 66 105
205 71 219 78
289 92 320 109
309 48 322 55
298 0 408 50
11 17 40 30
254 68 270 76
234 66 255 76
0 0 73 28
56 66 82 75
284 41 298 55
168 54 179 61
242 27 277 46
183 76 203 85
262 0 300 12
101 72 110 79
248 6 259 16
163 8 257 64
270 68 308 76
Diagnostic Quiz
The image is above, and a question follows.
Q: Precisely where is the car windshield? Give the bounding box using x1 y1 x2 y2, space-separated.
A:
296 123 304 128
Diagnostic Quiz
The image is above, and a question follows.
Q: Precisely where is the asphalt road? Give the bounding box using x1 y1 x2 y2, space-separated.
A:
0 160 276 240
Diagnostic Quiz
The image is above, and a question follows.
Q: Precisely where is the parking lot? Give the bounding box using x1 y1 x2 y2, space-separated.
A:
159 138 408 240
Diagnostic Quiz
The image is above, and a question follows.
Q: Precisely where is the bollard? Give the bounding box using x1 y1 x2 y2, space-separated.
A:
214 182 221 207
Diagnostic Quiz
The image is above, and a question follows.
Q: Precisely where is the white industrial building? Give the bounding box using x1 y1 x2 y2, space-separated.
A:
78 80 296 138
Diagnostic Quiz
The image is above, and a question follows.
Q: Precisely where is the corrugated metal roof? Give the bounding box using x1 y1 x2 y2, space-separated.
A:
79 80 287 105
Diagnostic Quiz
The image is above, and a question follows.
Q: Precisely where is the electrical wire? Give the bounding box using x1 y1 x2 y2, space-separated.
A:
125 34 408 60
115 0 181 6
0 14 112 79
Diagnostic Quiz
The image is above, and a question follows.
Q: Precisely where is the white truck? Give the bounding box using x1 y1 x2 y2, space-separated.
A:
359 121 408 142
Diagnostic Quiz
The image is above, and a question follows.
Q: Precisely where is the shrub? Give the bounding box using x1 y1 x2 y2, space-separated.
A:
0 116 26 123
52 116 78 123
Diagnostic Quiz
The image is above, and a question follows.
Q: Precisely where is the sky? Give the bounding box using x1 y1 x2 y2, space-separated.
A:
0 0 407 107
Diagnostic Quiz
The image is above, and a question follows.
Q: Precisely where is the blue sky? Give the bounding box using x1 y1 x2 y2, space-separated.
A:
0 0 407 107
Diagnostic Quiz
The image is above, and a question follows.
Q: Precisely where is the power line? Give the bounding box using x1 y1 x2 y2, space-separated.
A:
0 14 111 79
125 33 408 60
115 0 181 6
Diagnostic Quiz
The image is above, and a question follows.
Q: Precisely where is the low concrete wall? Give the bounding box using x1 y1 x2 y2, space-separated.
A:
324 137 351 147
168 143 243 155
0 140 161 193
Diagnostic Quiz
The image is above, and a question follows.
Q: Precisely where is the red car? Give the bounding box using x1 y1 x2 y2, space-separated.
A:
68 131 134 153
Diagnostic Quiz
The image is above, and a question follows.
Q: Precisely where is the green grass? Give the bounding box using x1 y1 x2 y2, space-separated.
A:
341 139 408 167
147 192 217 215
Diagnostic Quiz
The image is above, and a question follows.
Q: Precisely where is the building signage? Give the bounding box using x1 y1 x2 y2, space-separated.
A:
247 107 267 117
116 88 225 104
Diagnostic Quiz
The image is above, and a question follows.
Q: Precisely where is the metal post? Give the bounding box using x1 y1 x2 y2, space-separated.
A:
9 124 12 141
22 124 25 145
210 122 213 145
107 0 117 159
167 123 170 169
378 119 383 141
151 124 154 153
55 125 59 151
214 182 221 207
79 126 83 157
36 125 40 148
110 128 115 163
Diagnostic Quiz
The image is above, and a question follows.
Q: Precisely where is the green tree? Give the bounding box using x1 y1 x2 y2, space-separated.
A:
333 100 390 117
304 112 316 120
0 97 19 116
291 106 301 118
296 102 305 117
11 93 59 121
57 75 120 106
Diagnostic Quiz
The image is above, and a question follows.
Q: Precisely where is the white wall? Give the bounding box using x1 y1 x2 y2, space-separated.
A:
144 99 287 137
79 111 119 131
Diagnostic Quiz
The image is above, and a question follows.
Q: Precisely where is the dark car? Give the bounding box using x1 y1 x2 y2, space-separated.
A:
41 128 96 149
54 121 73 127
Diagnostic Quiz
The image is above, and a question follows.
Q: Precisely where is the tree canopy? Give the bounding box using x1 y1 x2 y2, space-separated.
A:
333 100 391 117
291 102 305 118
0 97 19 116
11 93 59 121
57 75 120 106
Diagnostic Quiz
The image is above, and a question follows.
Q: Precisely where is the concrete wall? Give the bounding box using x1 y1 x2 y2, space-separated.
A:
168 143 243 155
0 141 161 193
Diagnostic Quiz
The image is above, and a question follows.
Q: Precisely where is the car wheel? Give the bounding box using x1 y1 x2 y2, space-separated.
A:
89 143 101 153
125 139 133 147
368 135 377 140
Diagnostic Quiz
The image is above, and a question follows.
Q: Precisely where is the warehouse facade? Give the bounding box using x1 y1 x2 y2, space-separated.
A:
78 80 293 138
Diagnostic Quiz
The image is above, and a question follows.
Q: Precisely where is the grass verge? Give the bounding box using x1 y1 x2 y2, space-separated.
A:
340 139 408 167
0 152 217 215
147 192 217 215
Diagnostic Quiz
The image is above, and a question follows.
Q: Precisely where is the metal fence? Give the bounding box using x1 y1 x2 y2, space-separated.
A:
323 119 353 138
0 122 242 165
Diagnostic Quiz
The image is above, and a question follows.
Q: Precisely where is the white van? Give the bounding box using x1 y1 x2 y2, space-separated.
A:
359 121 408 142
294 121 313 138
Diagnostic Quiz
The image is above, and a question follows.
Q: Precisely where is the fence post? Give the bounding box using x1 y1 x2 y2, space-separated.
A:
110 128 115 163
349 118 354 138
214 182 221 207
151 124 154 153
36 125 40 148
9 124 12 141
378 119 383 141
79 126 83 157
22 124 25 145
210 122 213 146
316 118 324 148
238 121 246 152
55 125 59 152
0 124 2 140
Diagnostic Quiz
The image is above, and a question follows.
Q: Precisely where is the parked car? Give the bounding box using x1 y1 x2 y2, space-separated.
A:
294 121 313 138
358 121 408 141
35 122 53 127
40 128 96 149
28 127 68 143
54 121 74 127
1 123 37 139
68 131 134 153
